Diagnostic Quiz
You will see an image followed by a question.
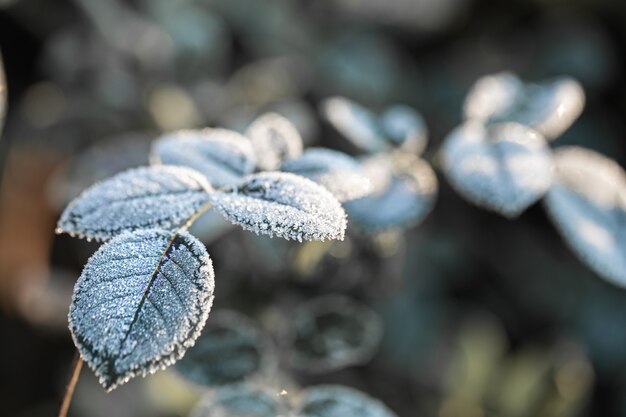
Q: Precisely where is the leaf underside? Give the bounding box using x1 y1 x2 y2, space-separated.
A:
69 229 215 391
298 385 398 417
210 172 347 242
246 112 303 171
57 165 212 241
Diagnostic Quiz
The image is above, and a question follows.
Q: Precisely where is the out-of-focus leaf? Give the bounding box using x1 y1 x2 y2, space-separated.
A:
379 105 428 154
281 148 371 202
190 385 282 417
464 72 585 140
210 172 347 242
246 112 303 171
289 295 383 373
344 153 437 231
69 229 215 391
57 166 212 241
544 146 626 288
441 122 552 217
320 97 387 154
297 385 398 417
175 311 277 387
151 129 256 188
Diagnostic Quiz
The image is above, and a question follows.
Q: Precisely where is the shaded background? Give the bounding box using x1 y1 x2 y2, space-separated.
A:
1 0 626 416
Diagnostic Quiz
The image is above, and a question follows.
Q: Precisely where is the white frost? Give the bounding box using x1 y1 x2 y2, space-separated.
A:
246 112 303 171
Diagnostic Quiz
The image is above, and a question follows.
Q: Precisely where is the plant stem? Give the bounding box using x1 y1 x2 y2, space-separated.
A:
58 351 83 417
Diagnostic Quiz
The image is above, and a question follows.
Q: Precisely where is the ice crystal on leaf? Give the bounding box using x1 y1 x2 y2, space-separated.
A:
297 385 398 417
380 105 428 155
69 229 215 391
441 122 552 217
246 112 303 171
544 147 626 288
57 166 213 241
190 385 281 417
151 128 256 188
281 148 371 202
209 172 347 242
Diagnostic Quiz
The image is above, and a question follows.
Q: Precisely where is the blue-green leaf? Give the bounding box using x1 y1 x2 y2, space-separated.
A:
441 122 552 217
175 311 277 387
298 385 398 417
246 112 303 171
379 105 428 154
151 128 256 188
190 385 281 417
544 147 626 288
281 148 371 202
69 229 215 391
210 172 347 242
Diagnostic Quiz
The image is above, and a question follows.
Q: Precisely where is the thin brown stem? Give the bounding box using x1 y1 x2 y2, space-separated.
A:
58 350 83 417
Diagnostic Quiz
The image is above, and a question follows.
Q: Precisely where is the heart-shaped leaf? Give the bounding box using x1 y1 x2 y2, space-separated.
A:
151 128 256 188
320 97 387 154
246 113 303 171
297 385 398 417
69 229 215 391
191 385 282 417
281 148 371 202
441 122 552 217
57 165 212 241
379 105 427 155
175 311 277 387
544 147 626 288
289 295 383 373
344 153 437 231
210 172 347 242
464 72 585 140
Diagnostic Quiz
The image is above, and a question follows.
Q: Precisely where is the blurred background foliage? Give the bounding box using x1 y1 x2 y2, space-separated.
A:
1 0 626 416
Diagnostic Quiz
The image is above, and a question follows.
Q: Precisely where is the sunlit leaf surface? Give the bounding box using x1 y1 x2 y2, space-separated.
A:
210 172 347 241
175 311 276 387
298 385 398 417
57 166 212 241
320 97 387 154
69 229 215 391
441 122 552 217
464 72 585 140
289 295 383 373
344 153 437 231
379 105 428 154
281 148 371 202
545 147 626 288
246 112 303 171
190 385 281 417
151 128 256 188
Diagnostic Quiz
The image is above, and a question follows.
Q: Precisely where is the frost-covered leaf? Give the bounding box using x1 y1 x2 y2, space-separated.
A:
57 166 212 241
151 128 256 188
544 147 626 288
464 72 585 140
379 105 428 154
281 148 371 202
289 295 382 373
441 122 552 217
344 153 437 231
190 386 281 417
175 311 276 387
0 51 6 137
320 97 387 154
246 113 303 171
297 385 398 417
69 229 215 391
210 172 347 242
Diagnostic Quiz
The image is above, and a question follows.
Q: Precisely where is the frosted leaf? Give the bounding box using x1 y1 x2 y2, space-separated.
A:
246 113 303 171
320 97 387 154
441 122 552 217
210 172 347 242
57 165 212 241
289 295 383 373
0 51 5 137
544 147 626 288
464 72 585 140
151 128 256 188
297 385 398 417
344 153 437 231
379 105 428 155
69 229 215 391
175 311 276 387
190 386 281 417
280 148 371 202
